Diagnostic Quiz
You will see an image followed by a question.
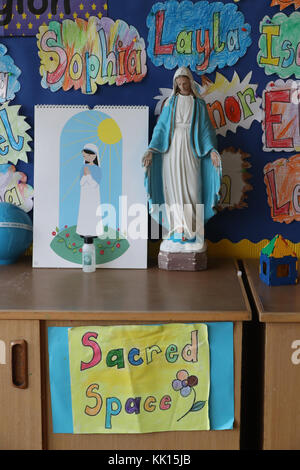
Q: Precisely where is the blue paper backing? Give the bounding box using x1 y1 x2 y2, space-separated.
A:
48 322 234 433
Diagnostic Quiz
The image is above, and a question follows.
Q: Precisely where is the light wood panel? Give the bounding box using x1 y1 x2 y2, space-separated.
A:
263 323 300 449
0 258 250 321
0 320 42 450
243 259 300 449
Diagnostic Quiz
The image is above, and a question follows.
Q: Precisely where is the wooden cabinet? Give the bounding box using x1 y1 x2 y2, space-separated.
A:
244 259 300 450
0 257 251 450
0 320 42 450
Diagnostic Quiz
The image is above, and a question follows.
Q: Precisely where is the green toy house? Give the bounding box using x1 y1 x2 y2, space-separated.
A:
259 235 298 286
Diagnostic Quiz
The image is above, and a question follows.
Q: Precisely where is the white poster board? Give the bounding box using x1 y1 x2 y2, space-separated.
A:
33 105 148 269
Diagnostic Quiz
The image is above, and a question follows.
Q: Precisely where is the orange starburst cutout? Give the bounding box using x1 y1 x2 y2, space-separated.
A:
271 0 300 10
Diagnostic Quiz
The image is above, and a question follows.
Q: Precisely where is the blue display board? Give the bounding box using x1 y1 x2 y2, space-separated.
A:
2 0 299 248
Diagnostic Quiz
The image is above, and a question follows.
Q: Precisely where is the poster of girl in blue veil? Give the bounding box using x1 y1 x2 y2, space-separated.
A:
50 109 129 265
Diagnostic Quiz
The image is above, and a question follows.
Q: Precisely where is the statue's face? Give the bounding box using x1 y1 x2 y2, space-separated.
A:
176 76 192 95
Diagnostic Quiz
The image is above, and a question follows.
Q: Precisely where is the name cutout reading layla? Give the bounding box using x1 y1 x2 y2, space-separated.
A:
258 12 300 79
146 0 251 74
37 16 147 94
264 154 300 224
68 324 210 433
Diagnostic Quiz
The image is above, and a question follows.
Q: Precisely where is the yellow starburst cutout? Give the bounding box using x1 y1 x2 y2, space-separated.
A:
271 0 300 10
0 103 32 165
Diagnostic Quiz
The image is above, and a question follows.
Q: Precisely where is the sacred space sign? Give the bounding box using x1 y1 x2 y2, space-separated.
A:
48 323 234 434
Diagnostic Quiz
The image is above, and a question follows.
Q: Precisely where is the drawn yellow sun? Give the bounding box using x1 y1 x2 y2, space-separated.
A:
97 118 122 145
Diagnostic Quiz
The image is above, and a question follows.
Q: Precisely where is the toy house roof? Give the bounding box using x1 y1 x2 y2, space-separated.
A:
261 235 297 259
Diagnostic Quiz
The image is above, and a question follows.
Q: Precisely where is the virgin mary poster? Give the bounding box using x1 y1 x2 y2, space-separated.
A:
33 105 148 269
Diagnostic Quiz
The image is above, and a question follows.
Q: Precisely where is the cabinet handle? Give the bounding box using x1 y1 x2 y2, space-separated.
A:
11 340 28 389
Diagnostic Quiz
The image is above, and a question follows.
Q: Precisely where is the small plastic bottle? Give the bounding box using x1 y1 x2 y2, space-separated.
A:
82 237 96 273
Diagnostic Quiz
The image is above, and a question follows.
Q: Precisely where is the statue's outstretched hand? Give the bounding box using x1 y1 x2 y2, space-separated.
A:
142 150 153 168
211 150 221 168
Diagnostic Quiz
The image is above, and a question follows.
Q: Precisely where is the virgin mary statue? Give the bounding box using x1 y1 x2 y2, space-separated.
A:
143 66 222 252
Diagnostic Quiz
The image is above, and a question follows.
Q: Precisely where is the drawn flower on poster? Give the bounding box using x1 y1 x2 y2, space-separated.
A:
258 12 300 79
154 71 262 137
0 163 33 212
146 0 251 75
0 44 21 103
37 16 147 94
270 0 300 10
172 370 206 422
0 103 32 165
218 147 252 211
263 154 300 224
262 79 300 152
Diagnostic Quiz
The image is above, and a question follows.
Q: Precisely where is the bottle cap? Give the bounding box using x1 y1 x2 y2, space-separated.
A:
83 236 94 244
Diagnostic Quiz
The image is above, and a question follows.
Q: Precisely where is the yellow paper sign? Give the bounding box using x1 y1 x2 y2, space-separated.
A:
68 323 210 433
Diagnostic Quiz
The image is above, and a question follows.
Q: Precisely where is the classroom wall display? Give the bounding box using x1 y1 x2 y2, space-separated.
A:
4 1 300 259
258 12 300 79
146 0 252 75
218 147 252 211
48 322 234 433
270 1 300 11
0 103 31 165
0 163 33 212
0 0 108 36
263 153 300 224
262 79 300 152
0 43 21 102
33 105 148 269
37 15 147 94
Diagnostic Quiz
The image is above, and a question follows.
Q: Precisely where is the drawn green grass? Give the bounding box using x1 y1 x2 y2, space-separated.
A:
50 225 129 265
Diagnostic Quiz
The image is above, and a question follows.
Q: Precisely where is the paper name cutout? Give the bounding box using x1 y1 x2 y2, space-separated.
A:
0 163 33 212
154 72 262 137
258 12 300 78
270 0 300 10
0 0 108 36
202 72 262 137
0 103 31 165
68 324 210 433
37 16 147 94
146 0 251 74
218 147 252 210
262 79 300 152
264 154 300 224
0 43 21 103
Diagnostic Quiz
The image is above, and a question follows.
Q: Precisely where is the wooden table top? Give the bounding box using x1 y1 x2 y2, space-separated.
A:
0 257 251 322
243 259 300 323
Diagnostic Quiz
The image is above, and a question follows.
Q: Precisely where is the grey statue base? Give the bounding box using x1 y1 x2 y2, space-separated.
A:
158 248 208 271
